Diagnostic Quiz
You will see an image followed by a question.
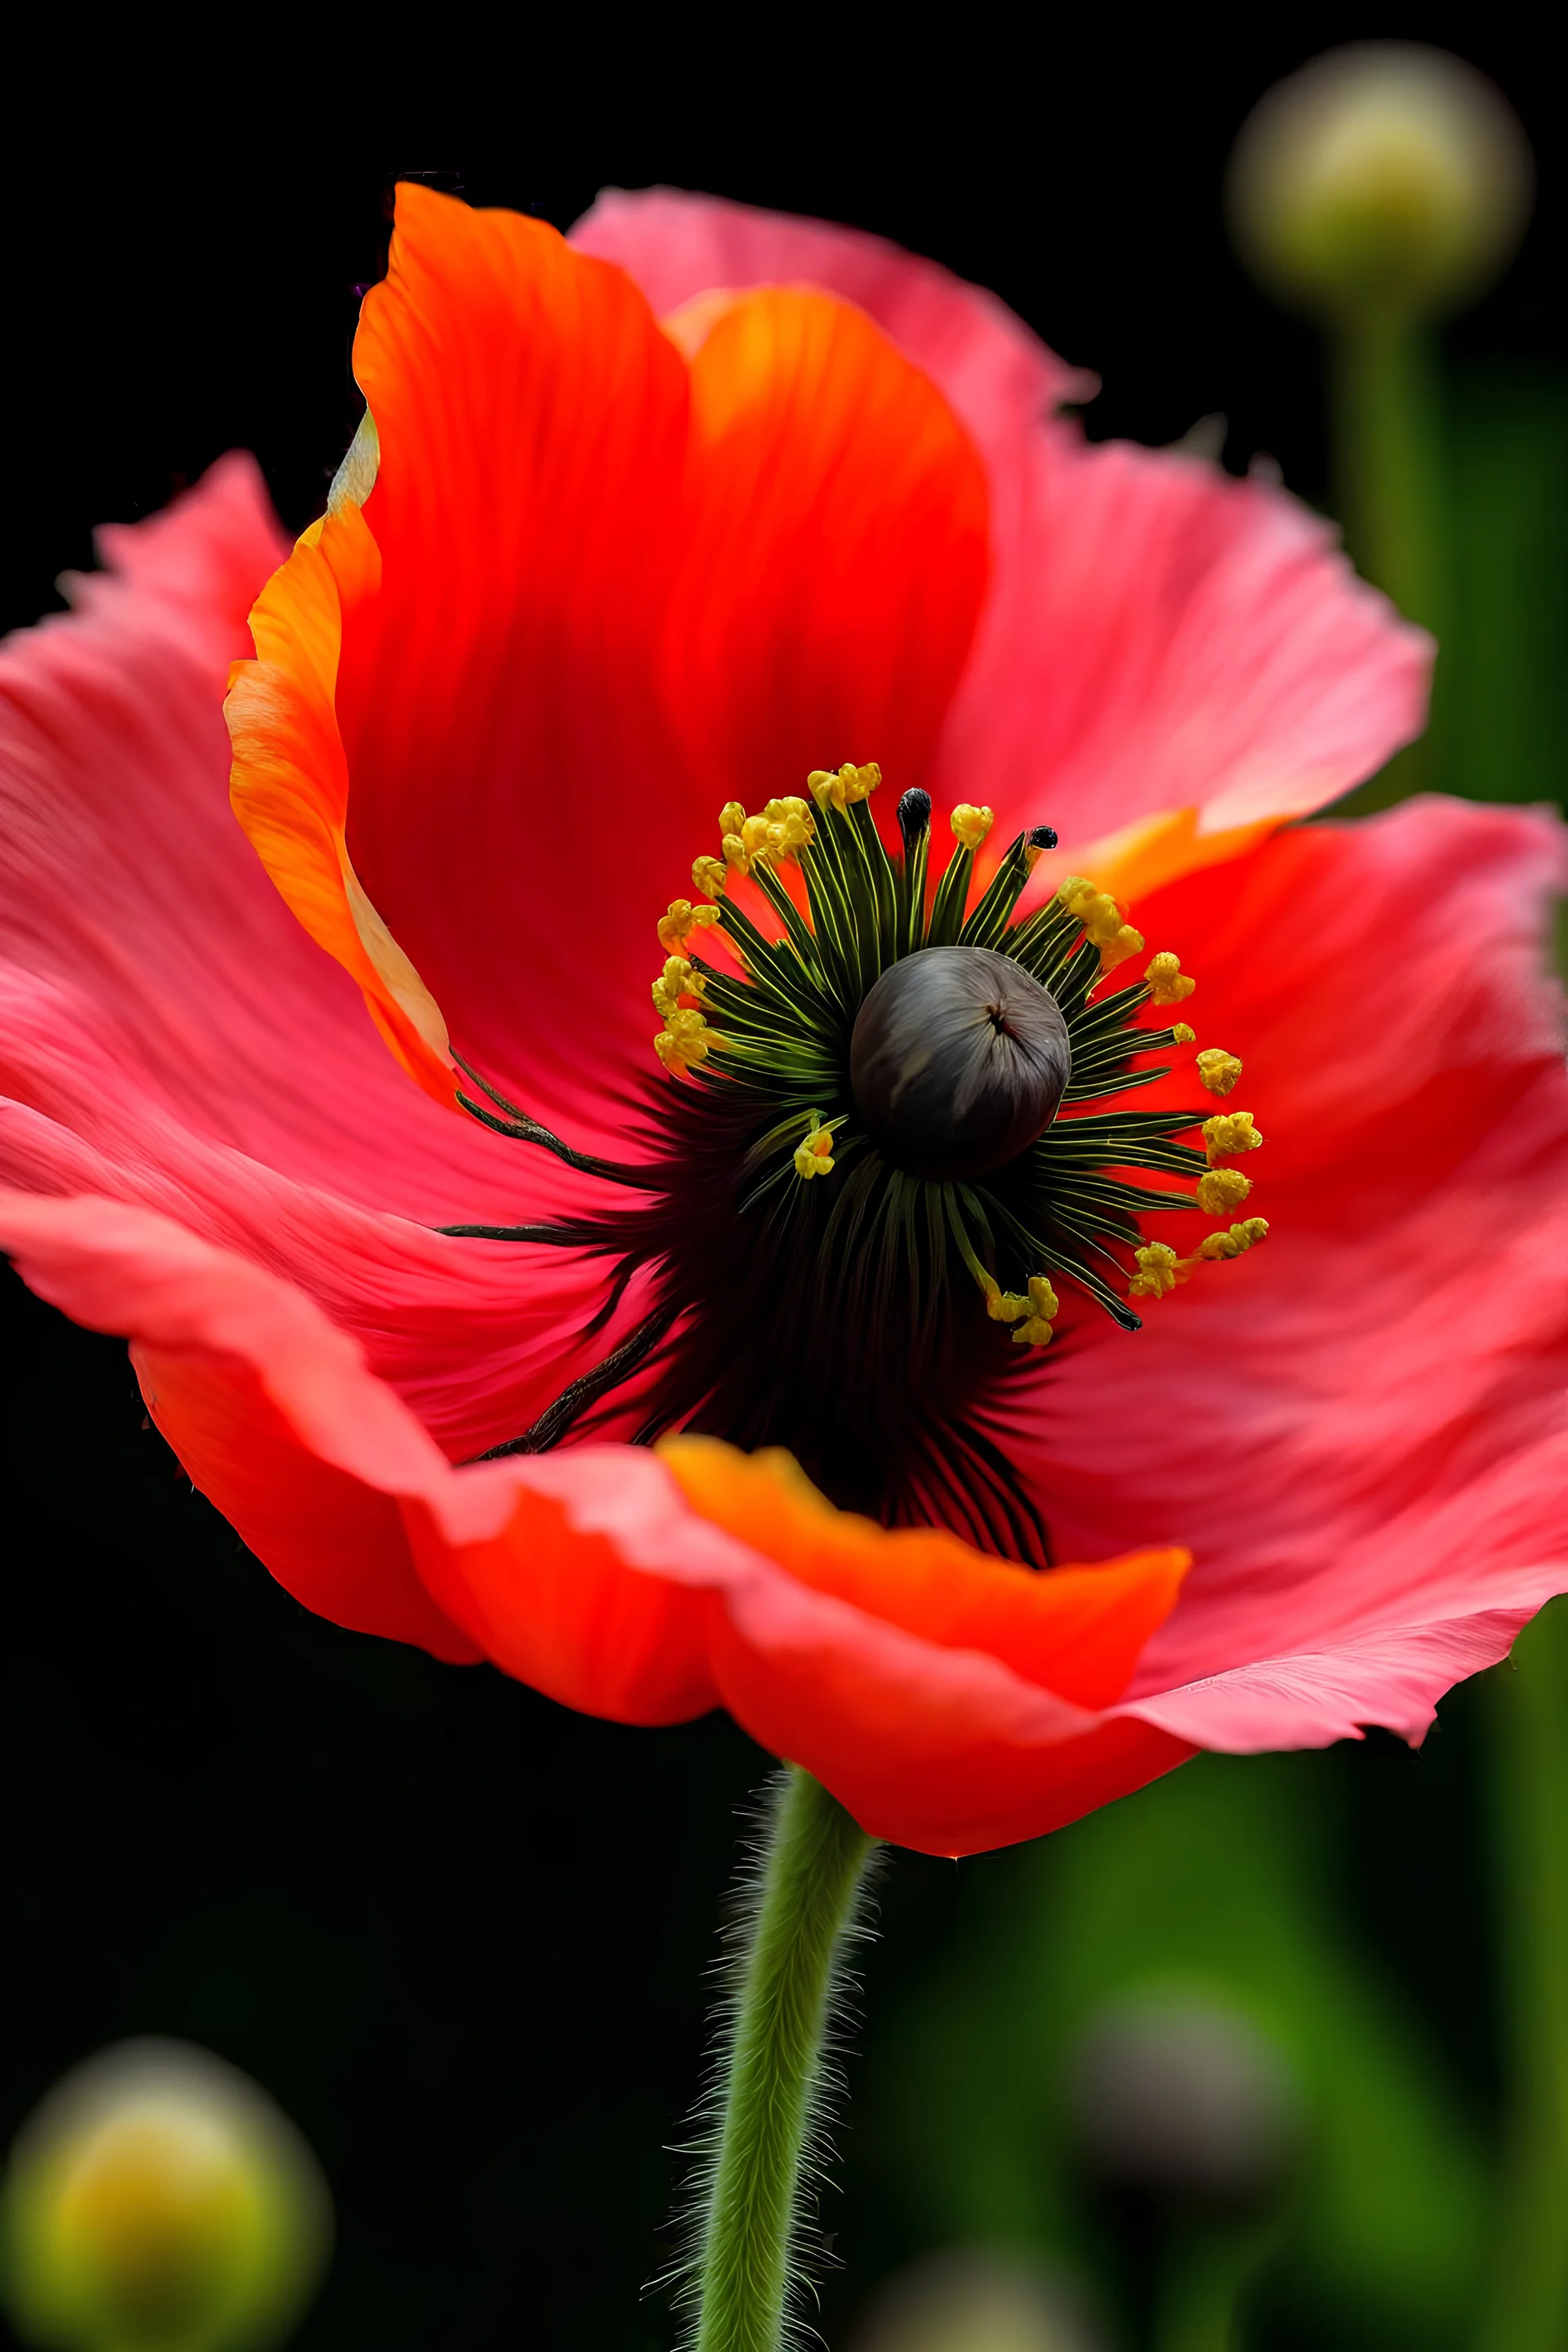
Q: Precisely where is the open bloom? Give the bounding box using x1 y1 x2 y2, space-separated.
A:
2 187 1566 1856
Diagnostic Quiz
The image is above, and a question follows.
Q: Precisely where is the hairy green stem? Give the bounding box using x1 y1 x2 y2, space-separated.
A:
1477 1599 1568 2352
693 1769 875 2352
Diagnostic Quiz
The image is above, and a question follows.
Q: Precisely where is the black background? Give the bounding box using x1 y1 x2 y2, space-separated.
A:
2 24 1561 2348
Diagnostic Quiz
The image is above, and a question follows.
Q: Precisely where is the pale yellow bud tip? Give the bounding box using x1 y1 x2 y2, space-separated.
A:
0 2042 331 2352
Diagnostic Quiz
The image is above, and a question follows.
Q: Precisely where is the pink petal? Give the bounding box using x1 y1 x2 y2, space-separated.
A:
0 457 609 1457
1013 795 1568 1734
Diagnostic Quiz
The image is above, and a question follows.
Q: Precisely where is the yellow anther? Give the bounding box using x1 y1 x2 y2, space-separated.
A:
1129 1242 1183 1300
654 1007 711 1076
1010 1273 1062 1348
1195 1217 1269 1262
1196 1167 1254 1216
657 898 697 955
1202 1110 1263 1164
652 955 705 1018
977 1272 1028 1323
759 797 814 858
807 763 880 814
1172 1022 1196 1045
951 803 996 851
1196 1047 1244 1097
740 814 773 859
693 855 728 902
1100 922 1146 972
792 1117 838 1180
1146 951 1197 1005
719 800 747 840
1058 879 1144 971
721 831 750 875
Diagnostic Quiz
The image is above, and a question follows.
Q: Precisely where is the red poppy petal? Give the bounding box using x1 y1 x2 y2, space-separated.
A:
571 185 1093 471
0 1188 1194 1855
583 188 1429 875
0 457 612 1463
229 189 991 1144
1015 798 1568 1713
662 284 988 812
659 1435 1187 1708
0 1190 479 1659
944 433 1430 870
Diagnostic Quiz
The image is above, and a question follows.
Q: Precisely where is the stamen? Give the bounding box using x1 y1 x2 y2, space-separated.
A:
1010 1273 1061 1348
951 804 996 851
1196 1047 1244 1096
1146 950 1197 1004
1058 878 1147 973
1202 1110 1264 1163
1196 1166 1254 1215
693 854 728 900
1129 1242 1183 1299
1173 1022 1197 1044
655 1006 714 1075
657 898 722 956
793 1113 839 1180
807 762 881 813
1195 1217 1269 1260
897 790 933 855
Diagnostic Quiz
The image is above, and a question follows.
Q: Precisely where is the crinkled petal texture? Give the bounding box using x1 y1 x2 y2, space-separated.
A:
572 188 1433 896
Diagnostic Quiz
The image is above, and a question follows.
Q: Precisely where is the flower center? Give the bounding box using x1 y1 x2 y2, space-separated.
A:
849 946 1071 1181
443 762 1268 1557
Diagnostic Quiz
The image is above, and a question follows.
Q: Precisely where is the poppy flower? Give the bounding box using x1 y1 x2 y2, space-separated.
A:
2 186 1565 1858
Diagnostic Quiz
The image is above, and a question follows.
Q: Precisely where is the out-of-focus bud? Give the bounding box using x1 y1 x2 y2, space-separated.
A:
851 2248 1109 2352
1065 1992 1302 2219
1228 43 1534 323
1 2041 332 2352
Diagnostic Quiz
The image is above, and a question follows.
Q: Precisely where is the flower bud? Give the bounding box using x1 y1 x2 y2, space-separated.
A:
2 2041 332 2352
851 2248 1108 2352
849 947 1070 1182
1065 1993 1301 2219
1228 43 1533 322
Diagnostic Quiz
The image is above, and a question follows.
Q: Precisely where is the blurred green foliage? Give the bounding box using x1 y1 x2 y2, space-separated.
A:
1441 371 1568 808
858 1753 1490 2350
1343 361 1568 815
